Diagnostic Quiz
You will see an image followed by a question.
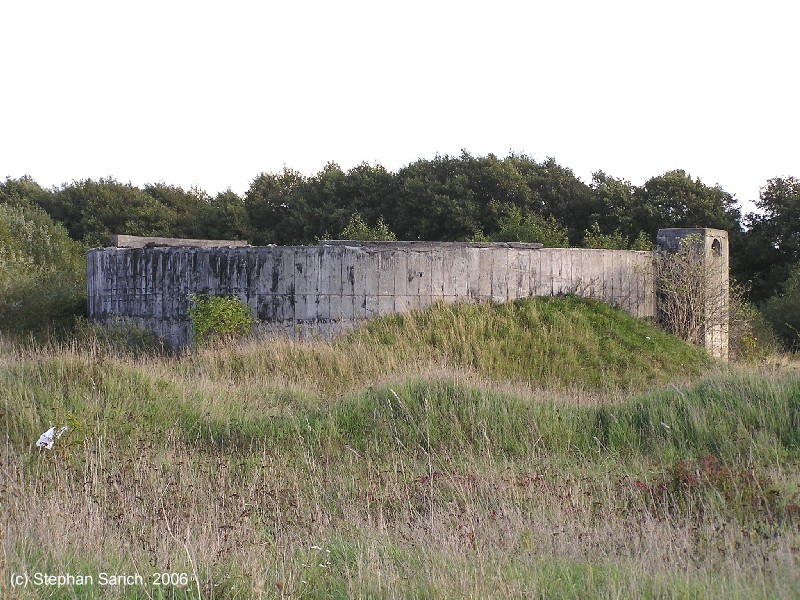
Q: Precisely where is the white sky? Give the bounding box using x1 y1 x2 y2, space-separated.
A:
2 1 798 216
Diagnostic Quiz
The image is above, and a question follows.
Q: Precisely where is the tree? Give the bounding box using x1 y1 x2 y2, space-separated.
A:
512 156 599 245
755 176 800 240
762 261 800 350
740 177 800 302
394 154 480 240
299 163 355 242
244 168 306 245
392 152 553 241
591 171 657 244
633 170 747 292
143 183 215 239
46 178 178 246
450 153 534 228
633 170 741 235
0 175 55 212
208 190 249 241
339 162 400 230
583 222 652 250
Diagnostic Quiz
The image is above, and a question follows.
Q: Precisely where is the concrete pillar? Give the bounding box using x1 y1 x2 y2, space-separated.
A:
656 228 729 360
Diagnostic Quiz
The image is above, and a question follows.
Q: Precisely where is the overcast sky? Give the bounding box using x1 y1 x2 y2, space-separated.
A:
2 0 797 215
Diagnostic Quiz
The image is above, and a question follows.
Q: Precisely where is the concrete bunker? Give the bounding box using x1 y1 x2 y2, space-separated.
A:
87 229 729 358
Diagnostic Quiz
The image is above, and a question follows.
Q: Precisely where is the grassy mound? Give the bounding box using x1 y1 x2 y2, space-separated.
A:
189 296 710 394
349 295 710 388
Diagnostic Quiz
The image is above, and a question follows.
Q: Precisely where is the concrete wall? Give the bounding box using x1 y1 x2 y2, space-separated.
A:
87 241 656 347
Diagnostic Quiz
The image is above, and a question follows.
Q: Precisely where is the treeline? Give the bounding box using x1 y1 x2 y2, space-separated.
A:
1 152 798 347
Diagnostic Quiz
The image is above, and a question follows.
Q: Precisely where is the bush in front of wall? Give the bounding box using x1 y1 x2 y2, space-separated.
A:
187 293 255 346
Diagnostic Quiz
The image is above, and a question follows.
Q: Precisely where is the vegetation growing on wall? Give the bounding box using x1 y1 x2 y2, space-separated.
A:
654 234 711 346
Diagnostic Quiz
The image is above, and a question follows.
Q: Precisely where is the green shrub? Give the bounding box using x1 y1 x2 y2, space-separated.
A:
0 203 86 336
583 223 653 251
490 206 570 247
187 293 255 346
339 212 397 241
728 282 780 361
763 262 800 351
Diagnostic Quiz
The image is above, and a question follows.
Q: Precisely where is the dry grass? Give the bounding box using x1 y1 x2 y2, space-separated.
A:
5 434 800 598
2 299 799 598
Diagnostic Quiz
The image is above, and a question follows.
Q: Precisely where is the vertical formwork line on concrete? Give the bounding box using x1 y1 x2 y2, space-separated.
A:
542 249 555 298
364 249 378 319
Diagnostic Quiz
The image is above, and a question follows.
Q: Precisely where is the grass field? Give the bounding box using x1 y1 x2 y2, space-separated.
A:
2 297 799 598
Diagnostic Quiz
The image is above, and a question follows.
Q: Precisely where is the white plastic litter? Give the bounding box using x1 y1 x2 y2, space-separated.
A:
36 426 67 450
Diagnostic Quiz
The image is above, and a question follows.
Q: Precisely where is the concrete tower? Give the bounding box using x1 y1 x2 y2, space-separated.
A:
656 228 729 360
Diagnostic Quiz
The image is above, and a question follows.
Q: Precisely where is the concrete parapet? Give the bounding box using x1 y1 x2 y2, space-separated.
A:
111 234 250 249
87 236 724 352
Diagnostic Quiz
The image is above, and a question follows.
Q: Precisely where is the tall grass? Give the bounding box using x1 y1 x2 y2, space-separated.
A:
2 298 799 598
183 296 709 394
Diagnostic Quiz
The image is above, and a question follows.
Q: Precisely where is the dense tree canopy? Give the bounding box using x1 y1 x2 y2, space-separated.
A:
739 177 800 302
244 167 306 245
635 170 741 233
1 154 793 318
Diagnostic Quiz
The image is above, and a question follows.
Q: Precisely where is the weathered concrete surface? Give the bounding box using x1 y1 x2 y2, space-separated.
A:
87 241 657 348
111 234 250 249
